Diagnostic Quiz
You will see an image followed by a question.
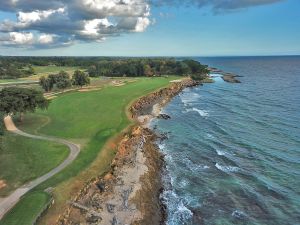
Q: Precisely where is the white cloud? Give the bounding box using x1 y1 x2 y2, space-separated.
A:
0 0 152 48
9 32 34 44
38 34 55 44
81 18 113 36
135 17 151 32
17 7 65 25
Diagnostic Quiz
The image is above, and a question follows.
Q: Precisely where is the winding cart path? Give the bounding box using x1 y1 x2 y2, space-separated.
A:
0 116 80 220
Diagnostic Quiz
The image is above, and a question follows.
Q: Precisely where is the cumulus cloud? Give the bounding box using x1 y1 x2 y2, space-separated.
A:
0 0 152 48
0 0 283 48
9 32 34 44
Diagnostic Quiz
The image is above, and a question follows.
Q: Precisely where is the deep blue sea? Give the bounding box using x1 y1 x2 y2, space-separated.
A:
151 56 300 225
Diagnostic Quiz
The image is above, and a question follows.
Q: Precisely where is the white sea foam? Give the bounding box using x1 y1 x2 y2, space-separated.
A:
183 157 210 172
216 149 226 156
215 163 239 172
206 133 214 138
158 143 166 150
180 92 201 106
179 178 189 188
186 107 209 117
232 210 248 219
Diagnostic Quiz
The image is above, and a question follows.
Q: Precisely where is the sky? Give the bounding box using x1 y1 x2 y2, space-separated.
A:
0 0 299 56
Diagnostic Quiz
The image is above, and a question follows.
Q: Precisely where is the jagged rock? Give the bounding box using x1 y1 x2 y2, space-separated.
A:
96 181 105 192
158 132 169 141
111 216 118 225
106 204 116 213
222 75 241 83
157 114 171 120
86 213 101 223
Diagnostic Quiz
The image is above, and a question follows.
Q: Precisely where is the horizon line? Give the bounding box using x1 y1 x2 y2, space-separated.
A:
1 54 300 58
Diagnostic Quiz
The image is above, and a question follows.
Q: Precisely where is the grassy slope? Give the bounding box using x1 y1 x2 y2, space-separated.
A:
0 192 51 225
0 133 69 197
1 76 178 225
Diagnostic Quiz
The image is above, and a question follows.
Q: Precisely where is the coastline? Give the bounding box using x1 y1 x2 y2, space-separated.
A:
57 78 200 225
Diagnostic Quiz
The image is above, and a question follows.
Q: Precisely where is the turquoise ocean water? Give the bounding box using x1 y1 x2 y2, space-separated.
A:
151 56 300 225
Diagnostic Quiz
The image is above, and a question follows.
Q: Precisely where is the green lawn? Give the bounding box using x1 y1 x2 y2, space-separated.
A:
0 133 69 197
0 191 51 225
1 76 179 225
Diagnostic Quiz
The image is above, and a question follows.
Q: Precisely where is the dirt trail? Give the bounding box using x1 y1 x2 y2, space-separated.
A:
0 116 80 220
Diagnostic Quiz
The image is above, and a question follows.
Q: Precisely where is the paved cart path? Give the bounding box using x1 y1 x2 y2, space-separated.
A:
0 116 80 220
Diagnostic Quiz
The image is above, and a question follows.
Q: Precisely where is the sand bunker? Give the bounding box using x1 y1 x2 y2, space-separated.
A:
46 96 57 100
170 79 184 83
78 87 102 92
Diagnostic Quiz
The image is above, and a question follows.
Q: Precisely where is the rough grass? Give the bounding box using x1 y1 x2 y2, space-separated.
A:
33 66 79 75
0 133 69 197
3 76 179 225
0 191 51 225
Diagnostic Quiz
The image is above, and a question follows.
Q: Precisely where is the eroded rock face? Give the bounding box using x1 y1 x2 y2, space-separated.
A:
130 78 199 118
57 127 164 225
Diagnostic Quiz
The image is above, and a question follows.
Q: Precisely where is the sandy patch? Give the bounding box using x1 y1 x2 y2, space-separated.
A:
114 83 125 87
111 80 125 87
0 180 6 190
170 79 184 83
78 87 102 92
46 96 57 100
4 116 18 132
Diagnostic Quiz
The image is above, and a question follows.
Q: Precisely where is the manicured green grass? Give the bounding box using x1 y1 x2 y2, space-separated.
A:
0 191 51 225
19 77 178 188
0 133 69 197
4 76 179 224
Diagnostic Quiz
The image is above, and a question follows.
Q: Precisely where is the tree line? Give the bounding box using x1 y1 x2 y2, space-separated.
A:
87 59 208 79
0 58 35 79
0 57 209 80
39 70 90 92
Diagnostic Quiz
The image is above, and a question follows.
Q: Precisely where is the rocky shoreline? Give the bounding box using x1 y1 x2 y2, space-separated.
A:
56 78 200 225
208 67 241 83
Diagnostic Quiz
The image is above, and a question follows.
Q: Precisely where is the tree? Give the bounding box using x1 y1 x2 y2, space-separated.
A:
0 87 49 121
54 71 71 90
143 64 153 77
72 70 90 88
39 76 54 92
88 65 97 77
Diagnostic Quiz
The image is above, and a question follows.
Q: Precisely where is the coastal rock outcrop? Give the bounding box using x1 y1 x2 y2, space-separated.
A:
222 75 241 83
157 114 171 120
130 78 199 118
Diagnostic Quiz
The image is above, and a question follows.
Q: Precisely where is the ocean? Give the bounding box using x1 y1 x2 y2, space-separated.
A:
150 56 300 225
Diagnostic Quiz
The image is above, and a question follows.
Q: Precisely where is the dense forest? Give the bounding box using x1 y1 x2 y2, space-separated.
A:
0 57 209 80
0 58 35 79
